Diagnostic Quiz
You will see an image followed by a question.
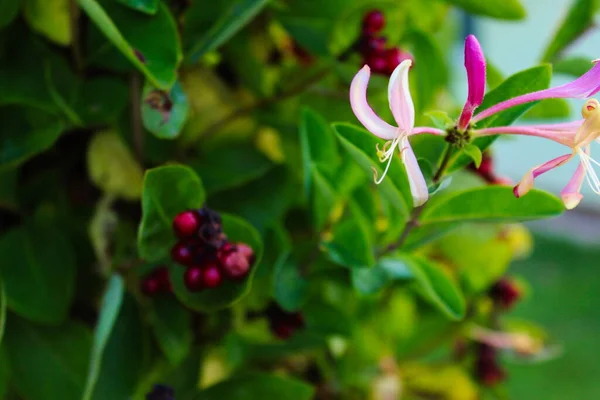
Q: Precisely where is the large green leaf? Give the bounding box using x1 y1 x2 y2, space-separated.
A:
522 98 570 120
442 0 525 20
553 56 593 77
351 257 413 295
79 0 181 89
420 186 564 224
195 372 314 400
449 65 552 171
406 256 466 320
141 80 189 139
149 295 192 365
333 123 410 219
187 0 269 62
0 0 21 28
116 0 158 14
273 252 309 312
170 213 264 311
0 223 75 324
137 165 206 262
23 0 71 45
0 107 64 170
541 0 595 61
5 317 91 400
82 275 125 400
310 165 337 231
90 295 145 400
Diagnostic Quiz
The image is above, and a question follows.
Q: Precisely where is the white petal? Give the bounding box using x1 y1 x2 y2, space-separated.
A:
350 65 398 140
388 60 415 132
401 137 428 206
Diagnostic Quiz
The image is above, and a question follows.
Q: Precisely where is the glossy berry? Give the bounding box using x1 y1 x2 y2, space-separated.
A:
365 53 387 74
141 276 161 296
202 265 222 288
490 278 521 310
384 48 412 74
184 266 204 291
362 35 386 55
272 322 295 340
220 249 251 280
155 267 172 292
236 243 255 264
146 384 175 400
172 210 200 238
171 242 194 266
362 10 385 35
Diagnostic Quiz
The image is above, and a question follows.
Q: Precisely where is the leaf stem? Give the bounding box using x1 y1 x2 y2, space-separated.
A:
380 143 453 255
70 0 84 74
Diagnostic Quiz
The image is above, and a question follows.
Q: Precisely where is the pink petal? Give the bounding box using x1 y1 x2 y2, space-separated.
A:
411 127 446 135
560 162 585 209
474 61 600 123
401 136 428 206
458 35 486 130
350 65 398 140
388 60 415 132
513 153 573 198
473 124 580 147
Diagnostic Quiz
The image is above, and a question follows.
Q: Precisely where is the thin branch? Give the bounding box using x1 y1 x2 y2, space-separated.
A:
70 0 84 73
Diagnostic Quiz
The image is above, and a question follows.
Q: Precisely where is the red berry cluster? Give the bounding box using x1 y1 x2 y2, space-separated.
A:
267 303 305 340
468 152 512 186
360 10 413 75
171 207 255 292
490 278 521 310
475 343 506 386
141 267 171 296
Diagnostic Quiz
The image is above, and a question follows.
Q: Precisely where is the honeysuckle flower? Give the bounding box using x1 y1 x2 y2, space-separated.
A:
457 35 486 131
350 59 444 206
472 99 600 209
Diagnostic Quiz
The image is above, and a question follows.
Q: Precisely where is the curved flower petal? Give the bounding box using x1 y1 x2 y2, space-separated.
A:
401 136 428 206
472 124 580 147
458 35 486 129
561 162 585 209
350 65 398 140
474 61 600 123
513 153 572 198
388 60 415 132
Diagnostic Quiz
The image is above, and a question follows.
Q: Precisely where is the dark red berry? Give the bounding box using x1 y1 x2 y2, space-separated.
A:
155 267 172 292
220 250 251 280
184 266 204 291
365 53 387 74
361 35 386 55
172 211 200 238
475 344 506 386
236 243 255 264
202 265 222 288
362 10 385 35
141 276 161 296
384 48 413 74
272 322 295 339
171 242 194 266
490 278 521 310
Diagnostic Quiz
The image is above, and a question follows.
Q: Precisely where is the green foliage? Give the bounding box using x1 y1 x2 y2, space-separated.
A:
0 1 577 398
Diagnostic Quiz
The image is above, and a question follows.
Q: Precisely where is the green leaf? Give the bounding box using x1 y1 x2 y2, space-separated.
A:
192 145 273 195
75 77 129 124
0 169 18 210
196 372 314 400
187 0 269 62
273 252 309 312
79 0 181 89
278 16 330 57
442 0 525 20
116 0 158 14
333 123 410 220
404 29 447 113
5 317 91 400
23 0 71 45
304 301 352 337
149 295 192 365
462 144 482 168
352 257 413 295
82 275 125 400
486 59 505 89
300 108 339 196
420 186 565 224
0 0 20 28
541 0 595 61
553 56 594 77
137 165 206 262
142 80 189 139
170 213 264 311
0 281 5 344
311 165 337 231
87 130 144 200
0 107 64 170
90 295 145 400
425 110 453 130
450 65 552 171
522 98 570 120
406 256 466 320
322 206 375 268
0 223 76 324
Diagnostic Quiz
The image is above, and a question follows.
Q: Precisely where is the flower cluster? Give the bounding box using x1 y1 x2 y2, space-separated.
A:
359 10 413 76
349 33 600 209
171 207 255 292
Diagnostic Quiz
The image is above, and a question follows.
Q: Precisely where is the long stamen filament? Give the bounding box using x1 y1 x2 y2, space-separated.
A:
373 133 406 184
578 149 600 194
